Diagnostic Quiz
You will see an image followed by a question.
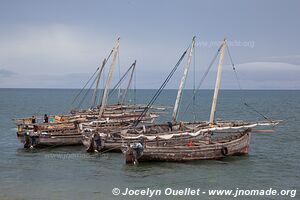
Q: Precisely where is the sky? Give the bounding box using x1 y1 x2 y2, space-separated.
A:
0 0 299 89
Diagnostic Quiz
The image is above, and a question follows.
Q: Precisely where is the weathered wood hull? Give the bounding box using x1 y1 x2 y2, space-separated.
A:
18 115 156 148
82 134 201 153
124 130 251 163
36 135 83 147
21 132 82 148
81 121 209 152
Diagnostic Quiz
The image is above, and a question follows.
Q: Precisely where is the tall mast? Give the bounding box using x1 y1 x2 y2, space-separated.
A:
172 36 196 122
99 38 120 118
209 39 227 125
120 60 136 105
91 58 106 108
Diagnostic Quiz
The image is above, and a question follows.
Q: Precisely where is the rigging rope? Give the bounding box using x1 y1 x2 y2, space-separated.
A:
107 62 136 102
76 74 99 109
133 49 188 127
70 49 114 110
226 46 269 120
182 43 224 115
70 67 99 107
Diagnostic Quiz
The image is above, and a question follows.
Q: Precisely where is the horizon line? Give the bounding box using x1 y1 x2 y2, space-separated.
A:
0 87 299 91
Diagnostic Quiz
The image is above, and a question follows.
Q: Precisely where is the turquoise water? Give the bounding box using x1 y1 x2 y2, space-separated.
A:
0 89 299 199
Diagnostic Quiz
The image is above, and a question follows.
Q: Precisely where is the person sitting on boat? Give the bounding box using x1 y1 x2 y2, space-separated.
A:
93 133 102 152
43 114 48 123
31 115 36 124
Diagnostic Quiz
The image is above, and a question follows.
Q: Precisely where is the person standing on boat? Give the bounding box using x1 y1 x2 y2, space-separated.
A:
30 125 39 148
73 121 79 129
132 141 144 164
167 122 173 131
94 133 102 152
31 115 36 124
43 114 48 123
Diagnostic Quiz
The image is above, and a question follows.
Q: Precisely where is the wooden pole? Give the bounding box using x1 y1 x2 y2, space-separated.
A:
121 60 136 104
172 36 196 122
209 39 227 125
91 58 106 108
99 38 120 118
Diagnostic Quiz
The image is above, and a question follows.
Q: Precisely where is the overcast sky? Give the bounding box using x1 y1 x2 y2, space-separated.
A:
0 0 299 89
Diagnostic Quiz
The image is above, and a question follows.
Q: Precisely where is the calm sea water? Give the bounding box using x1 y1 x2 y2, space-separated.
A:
0 89 299 200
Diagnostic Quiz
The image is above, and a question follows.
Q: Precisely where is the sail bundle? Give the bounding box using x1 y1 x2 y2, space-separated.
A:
121 121 280 141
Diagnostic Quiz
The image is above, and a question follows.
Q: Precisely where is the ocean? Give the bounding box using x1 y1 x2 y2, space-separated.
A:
0 89 299 200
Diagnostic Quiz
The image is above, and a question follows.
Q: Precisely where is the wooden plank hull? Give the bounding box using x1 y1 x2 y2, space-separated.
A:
18 114 156 148
21 133 82 148
81 121 210 152
124 131 251 163
82 134 200 153
37 135 83 147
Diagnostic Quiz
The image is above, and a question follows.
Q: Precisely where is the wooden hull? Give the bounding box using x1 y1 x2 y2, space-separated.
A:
22 132 82 148
37 135 82 147
18 114 156 148
124 131 251 163
82 135 123 152
82 134 201 153
82 121 209 152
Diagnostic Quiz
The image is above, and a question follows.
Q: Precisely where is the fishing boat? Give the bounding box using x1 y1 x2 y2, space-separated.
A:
82 120 212 152
16 38 160 148
123 121 279 163
122 38 281 164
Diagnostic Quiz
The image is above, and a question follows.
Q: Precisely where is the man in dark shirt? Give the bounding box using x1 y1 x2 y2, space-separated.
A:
94 133 102 152
31 116 36 124
44 114 49 123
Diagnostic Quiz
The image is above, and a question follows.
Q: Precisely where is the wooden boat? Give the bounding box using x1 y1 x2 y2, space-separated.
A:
18 105 159 148
122 120 280 164
82 121 210 152
21 121 130 148
16 38 160 148
122 38 280 164
124 129 251 163
82 120 274 153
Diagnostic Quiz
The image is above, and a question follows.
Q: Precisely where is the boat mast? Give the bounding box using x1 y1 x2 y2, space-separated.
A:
99 38 120 118
172 36 196 122
120 60 136 105
91 58 106 108
209 39 227 125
